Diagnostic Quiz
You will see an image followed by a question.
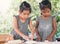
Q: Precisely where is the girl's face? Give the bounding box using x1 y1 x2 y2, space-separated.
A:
20 10 30 20
41 8 51 17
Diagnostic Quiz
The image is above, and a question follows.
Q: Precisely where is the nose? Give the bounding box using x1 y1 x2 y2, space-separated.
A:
46 12 48 15
25 15 28 18
26 14 28 17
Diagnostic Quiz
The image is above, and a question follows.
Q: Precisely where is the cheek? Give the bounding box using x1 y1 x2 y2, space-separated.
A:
22 14 25 17
21 14 26 18
47 12 50 15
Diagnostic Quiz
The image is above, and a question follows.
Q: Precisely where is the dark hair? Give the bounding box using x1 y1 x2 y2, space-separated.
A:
39 0 51 10
19 1 31 13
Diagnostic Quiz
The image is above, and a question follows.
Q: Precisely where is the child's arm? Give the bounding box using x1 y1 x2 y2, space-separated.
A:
46 17 57 41
13 16 29 40
35 21 41 41
29 20 35 40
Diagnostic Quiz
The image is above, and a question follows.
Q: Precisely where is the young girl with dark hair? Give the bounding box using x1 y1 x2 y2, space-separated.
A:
35 0 57 42
11 1 34 41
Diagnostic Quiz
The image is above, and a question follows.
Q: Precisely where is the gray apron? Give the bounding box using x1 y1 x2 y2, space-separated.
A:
11 15 31 40
36 16 56 41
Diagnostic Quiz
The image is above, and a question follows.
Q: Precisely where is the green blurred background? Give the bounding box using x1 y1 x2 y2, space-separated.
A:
0 0 60 38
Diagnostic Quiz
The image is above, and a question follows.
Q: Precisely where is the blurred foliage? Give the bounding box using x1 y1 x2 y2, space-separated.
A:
56 22 60 38
0 0 60 38
56 16 60 22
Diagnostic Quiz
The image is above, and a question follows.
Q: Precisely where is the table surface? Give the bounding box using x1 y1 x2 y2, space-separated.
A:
4 40 60 44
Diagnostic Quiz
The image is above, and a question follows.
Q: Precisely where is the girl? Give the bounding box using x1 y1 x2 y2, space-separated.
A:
11 1 34 41
35 0 57 42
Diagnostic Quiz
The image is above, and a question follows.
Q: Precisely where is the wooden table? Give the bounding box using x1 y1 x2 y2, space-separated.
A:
0 41 6 44
0 34 13 44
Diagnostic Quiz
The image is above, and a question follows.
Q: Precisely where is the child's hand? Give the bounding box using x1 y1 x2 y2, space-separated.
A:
29 35 34 40
22 35 29 40
36 35 41 41
46 36 52 41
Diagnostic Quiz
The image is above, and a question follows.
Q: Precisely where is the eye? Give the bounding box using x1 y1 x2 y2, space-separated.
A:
23 13 26 15
43 11 46 13
47 11 50 13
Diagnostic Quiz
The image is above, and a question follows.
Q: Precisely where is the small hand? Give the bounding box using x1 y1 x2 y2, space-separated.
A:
36 35 41 41
29 35 34 40
22 35 29 40
46 36 52 41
